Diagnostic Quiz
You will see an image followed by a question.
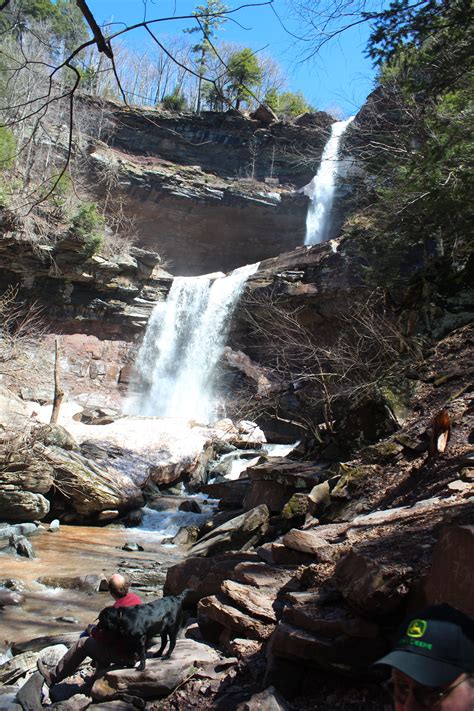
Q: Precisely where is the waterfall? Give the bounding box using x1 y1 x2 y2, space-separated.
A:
303 116 354 246
125 262 259 422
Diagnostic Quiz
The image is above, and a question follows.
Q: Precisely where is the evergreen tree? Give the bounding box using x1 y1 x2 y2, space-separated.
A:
227 48 262 110
184 0 229 113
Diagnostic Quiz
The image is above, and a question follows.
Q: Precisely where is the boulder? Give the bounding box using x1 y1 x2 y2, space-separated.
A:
164 552 259 602
0 489 50 522
0 588 24 606
203 480 251 509
249 104 279 125
9 533 36 558
33 424 78 451
190 505 270 557
281 529 349 563
198 594 275 641
424 525 474 617
268 620 386 673
0 522 39 540
37 574 106 592
44 446 143 516
0 644 67 685
244 460 328 512
236 686 289 711
282 604 380 639
233 562 297 591
13 632 82 655
178 499 202 513
221 580 277 622
0 385 32 430
171 526 200 545
91 639 219 701
334 551 412 616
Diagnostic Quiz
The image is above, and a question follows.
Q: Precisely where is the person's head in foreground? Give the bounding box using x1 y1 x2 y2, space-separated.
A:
108 573 129 599
375 603 474 710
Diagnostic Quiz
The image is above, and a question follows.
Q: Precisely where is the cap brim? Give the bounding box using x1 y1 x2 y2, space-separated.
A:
375 650 463 687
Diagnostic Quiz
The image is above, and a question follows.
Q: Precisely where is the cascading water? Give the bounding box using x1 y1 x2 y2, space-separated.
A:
125 262 259 422
303 116 354 246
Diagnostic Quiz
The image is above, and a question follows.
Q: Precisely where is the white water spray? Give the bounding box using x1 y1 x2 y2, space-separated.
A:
125 263 259 422
303 116 354 246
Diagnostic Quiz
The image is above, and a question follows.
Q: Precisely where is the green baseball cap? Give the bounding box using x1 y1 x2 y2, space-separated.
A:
375 604 474 687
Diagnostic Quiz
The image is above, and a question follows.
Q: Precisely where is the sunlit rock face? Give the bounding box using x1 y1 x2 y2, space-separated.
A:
85 100 333 276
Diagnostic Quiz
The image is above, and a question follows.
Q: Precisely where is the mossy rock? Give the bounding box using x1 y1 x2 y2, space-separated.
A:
360 440 403 464
282 493 309 520
330 464 381 500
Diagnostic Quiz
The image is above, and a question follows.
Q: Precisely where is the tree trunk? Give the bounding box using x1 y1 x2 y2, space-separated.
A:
50 338 64 425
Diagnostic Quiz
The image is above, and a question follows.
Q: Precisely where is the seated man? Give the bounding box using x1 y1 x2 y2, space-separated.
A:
375 603 474 710
38 573 142 687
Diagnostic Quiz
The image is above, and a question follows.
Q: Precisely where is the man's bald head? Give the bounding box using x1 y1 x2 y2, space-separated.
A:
108 574 129 599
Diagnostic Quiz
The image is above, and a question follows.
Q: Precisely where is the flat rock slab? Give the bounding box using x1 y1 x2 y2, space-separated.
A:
222 580 277 622
233 562 297 590
247 459 328 487
91 639 219 701
13 632 78 655
282 529 350 563
198 595 275 640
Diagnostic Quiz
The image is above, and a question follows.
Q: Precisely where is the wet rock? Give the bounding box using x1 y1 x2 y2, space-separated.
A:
0 588 24 606
56 616 80 624
121 508 143 527
171 525 200 545
91 639 219 700
123 539 148 556
236 686 289 711
0 522 39 541
37 574 107 592
198 594 275 641
178 499 202 514
424 525 474 617
9 533 36 558
334 551 412 616
190 505 270 557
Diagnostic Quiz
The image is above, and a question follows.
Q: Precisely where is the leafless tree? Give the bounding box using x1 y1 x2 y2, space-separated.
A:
234 286 423 439
0 0 273 211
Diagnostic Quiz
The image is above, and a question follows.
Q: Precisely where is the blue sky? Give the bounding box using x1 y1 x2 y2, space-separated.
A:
87 0 377 117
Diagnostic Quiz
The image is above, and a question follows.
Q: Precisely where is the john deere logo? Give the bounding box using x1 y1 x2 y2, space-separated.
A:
407 619 427 639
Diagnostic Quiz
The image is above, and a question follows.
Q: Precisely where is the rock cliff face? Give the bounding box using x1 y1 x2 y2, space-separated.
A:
86 100 333 275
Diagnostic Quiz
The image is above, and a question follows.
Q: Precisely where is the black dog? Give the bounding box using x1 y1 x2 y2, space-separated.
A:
98 589 192 671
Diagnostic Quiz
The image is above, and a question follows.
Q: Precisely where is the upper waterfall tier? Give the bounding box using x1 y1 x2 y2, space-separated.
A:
125 263 259 422
303 117 354 246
